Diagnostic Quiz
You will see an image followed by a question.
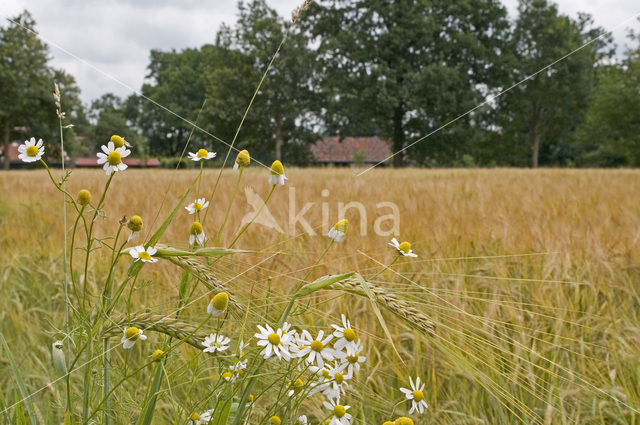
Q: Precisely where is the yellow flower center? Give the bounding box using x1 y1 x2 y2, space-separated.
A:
270 160 284 175
394 417 414 425
269 416 281 425
347 353 359 364
267 333 281 345
343 328 356 341
197 148 209 159
194 202 203 210
310 340 323 352
128 215 143 232
222 371 233 381
294 378 304 387
398 241 411 254
110 135 125 148
412 389 424 402
335 372 344 384
26 145 39 157
333 405 346 418
125 327 140 341
151 349 164 361
248 394 254 402
138 251 151 261
77 189 91 206
334 219 348 233
236 149 250 167
190 221 203 235
211 292 229 311
107 150 121 166
383 422 394 425
190 412 201 420
322 369 330 379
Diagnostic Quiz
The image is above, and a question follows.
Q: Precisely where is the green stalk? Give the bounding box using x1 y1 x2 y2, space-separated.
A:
215 166 244 244
226 184 276 249
82 173 114 310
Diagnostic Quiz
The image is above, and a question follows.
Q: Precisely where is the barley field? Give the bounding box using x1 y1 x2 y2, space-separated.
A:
1 167 640 424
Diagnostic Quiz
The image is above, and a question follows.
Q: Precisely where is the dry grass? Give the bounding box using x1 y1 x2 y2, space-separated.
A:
1 167 640 424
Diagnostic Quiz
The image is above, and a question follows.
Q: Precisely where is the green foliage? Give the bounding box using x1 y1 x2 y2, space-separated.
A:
303 0 511 167
495 0 610 167
576 43 640 166
201 0 317 164
0 11 86 166
127 48 207 156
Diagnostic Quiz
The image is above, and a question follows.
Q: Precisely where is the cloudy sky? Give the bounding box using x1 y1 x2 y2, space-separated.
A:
1 0 638 104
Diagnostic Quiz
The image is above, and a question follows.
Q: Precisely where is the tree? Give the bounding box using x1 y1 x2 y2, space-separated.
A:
127 48 207 156
202 0 316 164
90 94 147 155
498 0 610 167
302 0 510 167
0 11 87 168
0 11 52 168
576 38 640 166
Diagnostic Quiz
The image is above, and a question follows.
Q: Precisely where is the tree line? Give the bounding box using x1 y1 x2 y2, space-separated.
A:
1 0 639 168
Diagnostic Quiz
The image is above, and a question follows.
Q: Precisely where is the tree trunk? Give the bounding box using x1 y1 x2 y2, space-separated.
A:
3 121 10 170
275 121 282 161
392 104 405 168
531 130 540 168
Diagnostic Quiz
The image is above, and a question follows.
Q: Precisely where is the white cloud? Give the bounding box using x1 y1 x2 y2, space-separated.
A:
1 0 638 105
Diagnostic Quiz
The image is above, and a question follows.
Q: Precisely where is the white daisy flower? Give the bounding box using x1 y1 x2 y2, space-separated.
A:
189 221 205 246
17 137 45 162
388 238 418 257
202 333 230 354
185 198 209 215
320 362 350 400
296 329 335 368
335 340 366 379
129 245 158 263
255 323 293 361
230 358 248 372
297 415 308 425
331 314 358 355
121 327 147 349
96 141 131 175
323 398 351 425
328 219 348 243
269 160 287 186
400 376 428 414
188 148 216 161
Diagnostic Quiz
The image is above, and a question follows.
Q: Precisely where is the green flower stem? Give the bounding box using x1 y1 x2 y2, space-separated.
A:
278 239 334 326
370 254 401 281
69 205 87 307
196 159 204 198
234 239 335 425
215 166 244 244
82 173 114 310
227 184 276 249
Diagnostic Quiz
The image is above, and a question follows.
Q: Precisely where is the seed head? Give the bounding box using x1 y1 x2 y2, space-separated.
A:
211 292 229 312
235 149 250 167
270 160 284 175
125 327 141 341
151 349 164 361
110 135 125 148
190 221 203 235
128 215 143 232
77 189 91 206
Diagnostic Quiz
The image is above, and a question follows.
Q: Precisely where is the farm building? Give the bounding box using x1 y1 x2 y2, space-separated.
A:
310 136 392 166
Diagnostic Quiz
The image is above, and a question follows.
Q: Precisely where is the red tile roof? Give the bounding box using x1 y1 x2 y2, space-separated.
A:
310 136 391 164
